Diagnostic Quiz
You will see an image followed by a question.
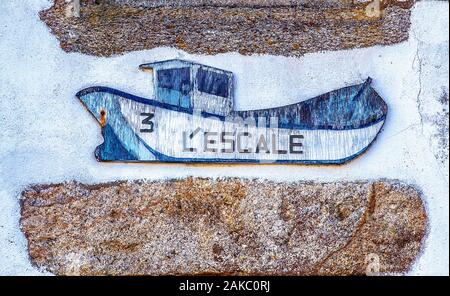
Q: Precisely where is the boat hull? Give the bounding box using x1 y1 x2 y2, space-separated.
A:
77 82 387 164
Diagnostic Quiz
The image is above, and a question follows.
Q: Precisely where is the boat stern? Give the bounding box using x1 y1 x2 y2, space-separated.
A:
76 86 117 127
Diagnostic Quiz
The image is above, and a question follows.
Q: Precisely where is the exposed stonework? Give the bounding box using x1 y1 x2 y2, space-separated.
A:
92 0 414 9
39 0 415 57
96 0 368 9
20 179 427 275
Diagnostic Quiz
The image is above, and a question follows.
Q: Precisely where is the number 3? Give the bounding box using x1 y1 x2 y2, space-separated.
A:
140 112 154 133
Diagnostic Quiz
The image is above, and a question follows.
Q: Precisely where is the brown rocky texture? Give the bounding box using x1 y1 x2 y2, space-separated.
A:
40 0 415 57
97 0 370 8
21 178 427 275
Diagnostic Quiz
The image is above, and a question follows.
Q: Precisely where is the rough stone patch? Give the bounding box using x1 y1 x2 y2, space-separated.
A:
40 0 414 57
20 178 426 275
95 0 368 9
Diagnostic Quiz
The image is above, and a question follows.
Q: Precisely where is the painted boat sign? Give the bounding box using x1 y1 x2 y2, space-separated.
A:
77 59 387 164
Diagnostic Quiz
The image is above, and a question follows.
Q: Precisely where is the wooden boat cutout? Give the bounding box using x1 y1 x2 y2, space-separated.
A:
77 59 387 164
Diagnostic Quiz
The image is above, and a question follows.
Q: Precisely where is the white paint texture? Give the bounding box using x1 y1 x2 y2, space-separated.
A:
117 98 384 162
0 0 448 275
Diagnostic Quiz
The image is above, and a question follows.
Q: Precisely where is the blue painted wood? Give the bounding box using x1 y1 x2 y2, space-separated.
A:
236 78 387 130
77 59 388 164
140 59 235 116
196 67 230 98
95 124 138 161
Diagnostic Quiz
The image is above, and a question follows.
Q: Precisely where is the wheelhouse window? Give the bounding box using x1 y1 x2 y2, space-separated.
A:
156 67 191 108
196 68 229 98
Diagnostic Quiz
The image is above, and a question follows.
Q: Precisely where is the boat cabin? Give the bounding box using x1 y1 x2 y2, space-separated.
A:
139 59 234 116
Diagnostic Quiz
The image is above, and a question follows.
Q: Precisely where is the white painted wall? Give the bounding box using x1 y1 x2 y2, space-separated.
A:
0 0 448 275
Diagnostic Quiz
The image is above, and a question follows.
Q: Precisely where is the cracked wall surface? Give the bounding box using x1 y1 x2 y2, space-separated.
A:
412 31 449 176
